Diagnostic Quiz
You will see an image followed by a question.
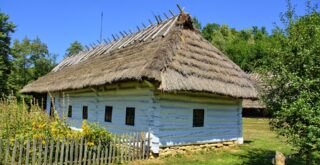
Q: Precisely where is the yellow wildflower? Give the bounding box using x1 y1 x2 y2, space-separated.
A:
39 123 46 129
9 138 15 145
87 141 94 147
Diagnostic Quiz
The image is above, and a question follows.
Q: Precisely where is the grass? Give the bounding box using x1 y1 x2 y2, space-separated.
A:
131 118 307 165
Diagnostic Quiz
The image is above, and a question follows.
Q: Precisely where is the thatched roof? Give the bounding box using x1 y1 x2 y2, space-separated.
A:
242 73 265 108
21 12 258 99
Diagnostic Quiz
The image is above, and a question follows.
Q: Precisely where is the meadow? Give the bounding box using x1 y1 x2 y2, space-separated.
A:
131 118 316 165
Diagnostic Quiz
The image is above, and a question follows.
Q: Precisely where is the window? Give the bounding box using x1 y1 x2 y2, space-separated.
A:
105 106 113 122
125 107 135 126
67 105 72 118
193 109 204 127
49 97 55 117
83 106 88 119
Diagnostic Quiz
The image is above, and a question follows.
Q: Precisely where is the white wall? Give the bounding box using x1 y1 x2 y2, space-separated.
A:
51 89 154 133
46 89 243 153
155 93 243 147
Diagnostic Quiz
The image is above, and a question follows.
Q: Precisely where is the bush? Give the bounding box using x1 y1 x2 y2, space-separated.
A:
0 96 111 147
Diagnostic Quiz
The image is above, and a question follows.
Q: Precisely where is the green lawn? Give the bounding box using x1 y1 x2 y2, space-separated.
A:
132 118 307 165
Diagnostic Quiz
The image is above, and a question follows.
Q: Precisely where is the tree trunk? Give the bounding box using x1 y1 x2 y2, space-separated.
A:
306 150 312 165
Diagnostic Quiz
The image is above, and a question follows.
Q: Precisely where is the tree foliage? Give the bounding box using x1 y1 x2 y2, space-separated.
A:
192 17 202 30
65 41 83 57
0 12 15 95
0 11 56 96
9 37 56 95
201 23 277 72
261 4 320 164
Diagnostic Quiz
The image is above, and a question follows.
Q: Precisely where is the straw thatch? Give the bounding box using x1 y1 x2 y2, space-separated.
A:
242 73 265 108
21 13 258 99
242 99 265 109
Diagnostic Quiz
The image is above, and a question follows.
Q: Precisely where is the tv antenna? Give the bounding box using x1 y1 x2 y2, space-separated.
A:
100 12 103 43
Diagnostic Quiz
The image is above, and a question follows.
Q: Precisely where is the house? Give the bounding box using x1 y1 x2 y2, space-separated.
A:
21 10 258 154
242 73 268 117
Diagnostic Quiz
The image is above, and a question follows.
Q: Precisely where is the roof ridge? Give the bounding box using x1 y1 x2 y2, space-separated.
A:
52 13 181 72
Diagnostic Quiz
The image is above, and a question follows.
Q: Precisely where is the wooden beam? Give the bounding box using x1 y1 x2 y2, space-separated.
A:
163 13 169 19
169 10 175 16
142 23 147 28
119 31 125 37
176 4 184 13
158 15 163 22
154 15 160 24
148 19 153 26
112 34 117 41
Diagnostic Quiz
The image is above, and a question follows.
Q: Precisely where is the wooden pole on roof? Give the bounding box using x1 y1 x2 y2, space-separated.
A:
119 31 125 37
158 15 163 22
154 15 160 24
169 10 175 16
148 19 153 26
163 13 169 19
176 4 184 13
115 34 120 39
112 34 117 41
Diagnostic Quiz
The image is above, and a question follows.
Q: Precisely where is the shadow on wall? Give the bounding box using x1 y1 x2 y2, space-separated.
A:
242 108 271 118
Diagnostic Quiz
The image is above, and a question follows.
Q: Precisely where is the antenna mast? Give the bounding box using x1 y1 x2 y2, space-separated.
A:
100 12 103 43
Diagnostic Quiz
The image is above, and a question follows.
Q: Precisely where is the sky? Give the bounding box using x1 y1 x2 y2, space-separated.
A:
0 0 316 62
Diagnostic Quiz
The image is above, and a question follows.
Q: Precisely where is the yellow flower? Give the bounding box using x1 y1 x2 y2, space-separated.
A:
82 120 90 136
9 138 15 145
39 123 46 129
87 141 94 147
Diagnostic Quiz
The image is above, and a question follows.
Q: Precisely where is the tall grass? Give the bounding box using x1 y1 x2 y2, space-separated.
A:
0 96 111 146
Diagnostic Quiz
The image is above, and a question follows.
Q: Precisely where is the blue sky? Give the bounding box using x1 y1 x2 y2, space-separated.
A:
0 0 314 62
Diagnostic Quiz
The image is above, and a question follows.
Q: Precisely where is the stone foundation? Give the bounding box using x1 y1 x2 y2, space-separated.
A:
159 140 238 157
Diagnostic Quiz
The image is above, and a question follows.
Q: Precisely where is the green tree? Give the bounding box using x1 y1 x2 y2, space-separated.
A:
9 37 56 95
192 17 202 30
199 20 277 72
261 5 320 164
0 12 15 95
201 23 220 41
65 41 83 57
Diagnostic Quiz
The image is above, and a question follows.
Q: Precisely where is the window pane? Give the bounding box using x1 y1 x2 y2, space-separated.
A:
83 106 88 119
105 106 113 122
125 107 135 126
193 109 204 127
68 105 72 118
49 97 55 117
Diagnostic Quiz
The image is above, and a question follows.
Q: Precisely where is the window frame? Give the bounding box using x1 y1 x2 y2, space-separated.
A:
67 105 72 118
104 106 113 122
193 109 204 127
82 106 88 120
125 107 135 126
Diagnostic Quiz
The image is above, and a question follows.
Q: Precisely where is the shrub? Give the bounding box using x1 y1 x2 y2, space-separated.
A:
0 96 111 147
